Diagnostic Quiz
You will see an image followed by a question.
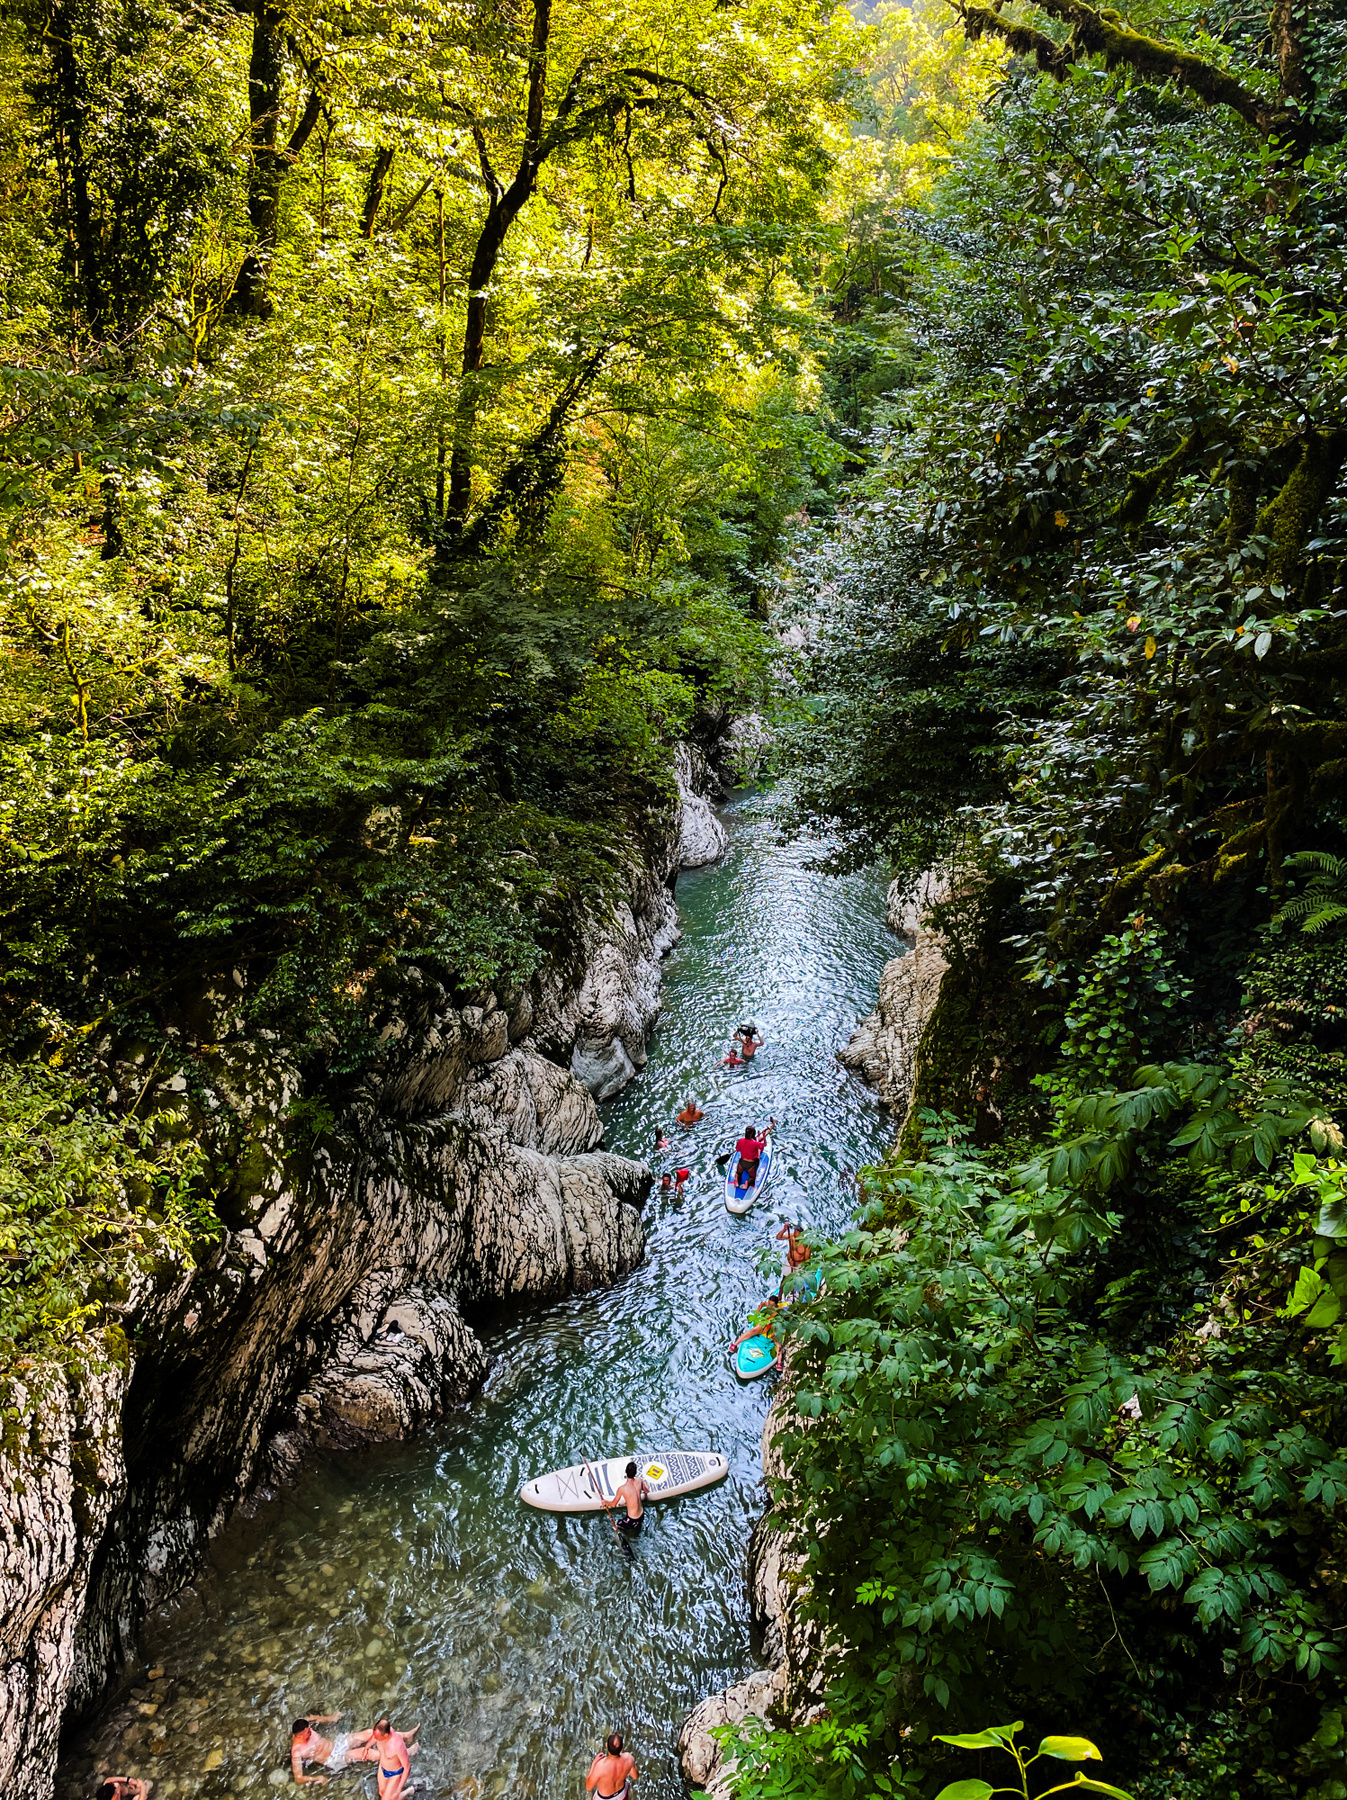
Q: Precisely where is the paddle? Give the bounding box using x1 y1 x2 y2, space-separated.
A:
582 1454 634 1561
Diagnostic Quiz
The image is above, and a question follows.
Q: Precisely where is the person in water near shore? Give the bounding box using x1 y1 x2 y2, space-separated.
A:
731 1297 784 1371
587 1732 639 1800
291 1716 380 1784
654 1126 671 1151
721 1047 742 1067
677 1099 704 1125
96 1777 152 1800
735 1022 763 1061
613 1460 649 1535
369 1718 418 1800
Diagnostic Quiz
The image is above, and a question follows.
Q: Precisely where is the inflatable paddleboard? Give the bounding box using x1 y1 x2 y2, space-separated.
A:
520 1449 728 1513
734 1334 777 1381
725 1133 773 1215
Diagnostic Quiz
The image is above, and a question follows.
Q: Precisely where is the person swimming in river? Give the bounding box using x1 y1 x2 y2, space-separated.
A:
290 1715 381 1784
587 1732 639 1800
734 1022 763 1061
95 1777 152 1800
654 1126 671 1151
677 1099 704 1125
613 1461 649 1536
721 1047 743 1067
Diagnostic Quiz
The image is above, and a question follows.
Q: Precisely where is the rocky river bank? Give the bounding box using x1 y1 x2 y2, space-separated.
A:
1 743 732 1800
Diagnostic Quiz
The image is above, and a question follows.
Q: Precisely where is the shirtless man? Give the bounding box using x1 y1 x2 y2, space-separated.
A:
95 1777 152 1800
289 1706 372 1778
612 1460 649 1537
369 1717 419 1800
735 1023 763 1061
587 1731 638 1800
676 1099 704 1126
291 1716 377 1785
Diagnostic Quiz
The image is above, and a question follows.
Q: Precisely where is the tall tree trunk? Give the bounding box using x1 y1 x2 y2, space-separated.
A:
443 0 553 527
360 146 395 238
234 0 285 318
45 0 107 331
233 3 325 318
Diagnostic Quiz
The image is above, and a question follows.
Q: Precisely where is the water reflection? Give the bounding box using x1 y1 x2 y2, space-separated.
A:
60 792 896 1800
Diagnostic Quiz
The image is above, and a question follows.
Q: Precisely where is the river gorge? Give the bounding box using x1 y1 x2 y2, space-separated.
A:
52 789 897 1800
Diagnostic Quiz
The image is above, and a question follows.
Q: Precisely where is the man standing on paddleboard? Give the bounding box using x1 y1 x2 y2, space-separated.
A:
612 1461 649 1536
587 1732 638 1800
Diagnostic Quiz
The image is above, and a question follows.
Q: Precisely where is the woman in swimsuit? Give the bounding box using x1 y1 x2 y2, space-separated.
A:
587 1732 638 1800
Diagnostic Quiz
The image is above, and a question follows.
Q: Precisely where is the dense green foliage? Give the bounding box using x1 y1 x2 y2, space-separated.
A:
727 3 1347 1798
0 0 878 1355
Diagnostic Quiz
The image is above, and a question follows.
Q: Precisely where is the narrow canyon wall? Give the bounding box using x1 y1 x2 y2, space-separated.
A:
0 745 728 1800
838 870 949 1119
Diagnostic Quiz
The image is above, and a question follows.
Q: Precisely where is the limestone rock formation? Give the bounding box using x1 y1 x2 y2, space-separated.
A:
678 1394 823 1792
2 764 701 1800
674 741 730 869
839 869 950 1113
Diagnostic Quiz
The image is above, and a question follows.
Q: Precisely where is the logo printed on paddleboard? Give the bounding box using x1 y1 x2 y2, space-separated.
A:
645 1464 665 1481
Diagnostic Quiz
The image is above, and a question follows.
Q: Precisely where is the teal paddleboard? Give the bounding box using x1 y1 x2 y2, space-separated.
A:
735 1334 777 1381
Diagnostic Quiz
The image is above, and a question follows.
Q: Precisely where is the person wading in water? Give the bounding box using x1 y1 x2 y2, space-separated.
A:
612 1461 649 1536
587 1732 638 1800
369 1718 419 1800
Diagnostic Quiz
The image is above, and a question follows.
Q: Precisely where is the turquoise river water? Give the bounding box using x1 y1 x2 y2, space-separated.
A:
59 791 896 1800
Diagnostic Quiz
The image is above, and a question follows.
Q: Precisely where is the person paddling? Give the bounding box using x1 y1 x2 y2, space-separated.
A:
732 1118 774 1187
587 1732 638 1800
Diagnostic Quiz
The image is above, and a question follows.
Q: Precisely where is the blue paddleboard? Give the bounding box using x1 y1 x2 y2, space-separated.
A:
735 1334 777 1381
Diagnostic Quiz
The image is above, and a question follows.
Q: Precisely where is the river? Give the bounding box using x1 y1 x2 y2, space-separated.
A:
59 790 896 1800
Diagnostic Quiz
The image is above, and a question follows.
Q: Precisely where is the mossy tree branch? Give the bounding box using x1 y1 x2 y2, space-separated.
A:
1113 423 1210 527
954 0 1313 145
1257 428 1347 588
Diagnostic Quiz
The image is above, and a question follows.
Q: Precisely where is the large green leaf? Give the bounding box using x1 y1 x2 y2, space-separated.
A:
1037 1737 1102 1762
932 1782 995 1800
935 1734 1004 1751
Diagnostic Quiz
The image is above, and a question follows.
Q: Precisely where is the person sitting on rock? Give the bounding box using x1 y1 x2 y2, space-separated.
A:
95 1778 152 1800
676 1099 704 1126
587 1731 639 1800
291 1715 377 1784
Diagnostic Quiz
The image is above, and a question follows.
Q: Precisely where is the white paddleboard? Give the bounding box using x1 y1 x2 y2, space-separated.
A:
520 1449 728 1513
725 1133 773 1215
